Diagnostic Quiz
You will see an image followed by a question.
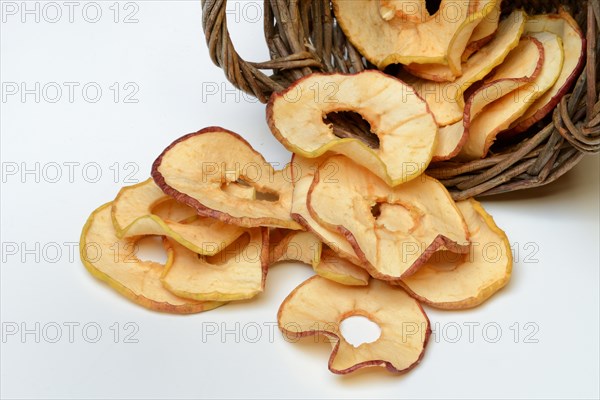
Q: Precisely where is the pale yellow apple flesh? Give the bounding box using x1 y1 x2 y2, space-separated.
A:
161 228 269 302
333 0 496 71
459 31 564 159
410 10 526 126
80 203 223 313
315 248 370 286
278 276 430 374
400 198 512 309
510 9 585 133
307 156 470 281
432 122 467 161
404 0 503 81
267 71 437 186
462 0 502 61
269 230 322 268
112 178 246 255
152 127 302 230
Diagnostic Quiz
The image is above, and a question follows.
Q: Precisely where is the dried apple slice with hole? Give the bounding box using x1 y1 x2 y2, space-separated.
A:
161 228 269 302
509 9 586 134
399 198 512 309
409 10 526 126
403 0 499 79
152 127 301 230
465 36 545 121
112 179 247 255
267 71 437 186
459 31 564 160
80 203 223 313
278 276 430 374
307 155 470 281
290 154 363 265
333 0 495 73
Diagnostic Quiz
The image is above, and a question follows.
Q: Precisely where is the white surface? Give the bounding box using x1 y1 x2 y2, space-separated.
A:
1 2 599 399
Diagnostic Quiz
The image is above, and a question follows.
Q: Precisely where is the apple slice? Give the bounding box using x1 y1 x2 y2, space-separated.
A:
333 0 497 73
466 36 545 121
462 0 502 61
268 71 438 186
400 198 512 309
112 179 246 255
80 203 223 313
270 230 322 267
410 10 526 126
307 156 470 281
459 31 564 159
404 0 504 81
404 63 459 83
432 122 467 161
290 155 363 265
161 228 269 302
316 248 370 286
510 9 586 134
152 127 302 230
269 229 369 286
278 276 430 374
404 0 499 79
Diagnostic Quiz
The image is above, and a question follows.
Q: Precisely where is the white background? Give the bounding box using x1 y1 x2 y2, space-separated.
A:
1 1 599 399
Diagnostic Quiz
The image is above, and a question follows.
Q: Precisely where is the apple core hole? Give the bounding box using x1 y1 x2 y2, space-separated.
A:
339 315 381 348
371 202 382 218
324 111 380 149
426 0 442 15
135 236 168 264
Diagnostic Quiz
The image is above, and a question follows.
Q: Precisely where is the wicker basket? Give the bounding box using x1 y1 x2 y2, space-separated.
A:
202 0 600 200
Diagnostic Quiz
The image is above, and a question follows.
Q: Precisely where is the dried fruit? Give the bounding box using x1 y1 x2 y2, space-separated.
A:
410 10 526 126
278 276 430 374
400 198 512 309
152 127 302 230
510 9 586 134
268 71 437 186
459 31 564 159
333 0 497 73
290 154 363 265
112 179 246 255
307 156 470 281
315 249 370 286
80 203 223 313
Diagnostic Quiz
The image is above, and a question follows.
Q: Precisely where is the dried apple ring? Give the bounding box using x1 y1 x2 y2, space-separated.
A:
399 198 512 309
307 155 470 281
80 203 223 313
333 0 498 74
152 127 302 230
268 71 437 186
278 276 430 374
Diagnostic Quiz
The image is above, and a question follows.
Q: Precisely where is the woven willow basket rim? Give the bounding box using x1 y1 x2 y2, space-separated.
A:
202 0 600 200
